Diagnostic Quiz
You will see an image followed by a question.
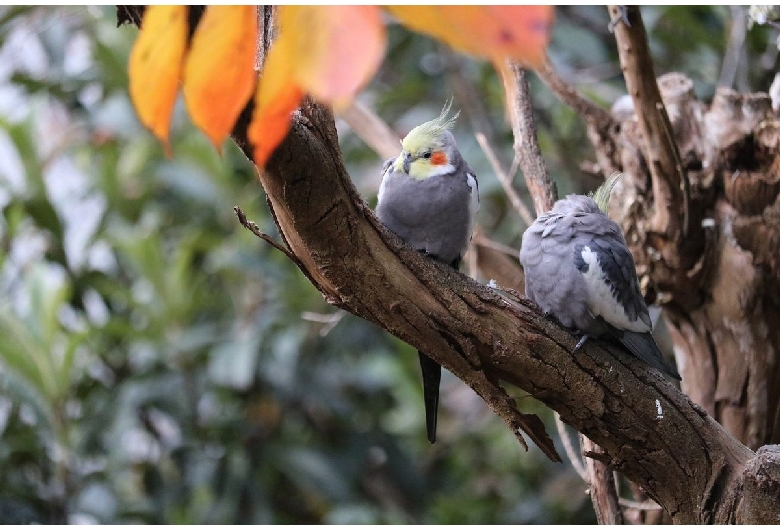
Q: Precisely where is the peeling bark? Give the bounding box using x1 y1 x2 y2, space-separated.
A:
581 436 624 524
596 77 780 451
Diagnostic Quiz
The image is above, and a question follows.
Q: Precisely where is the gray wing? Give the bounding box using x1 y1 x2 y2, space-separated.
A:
520 211 596 332
522 201 680 380
572 223 680 379
573 230 652 332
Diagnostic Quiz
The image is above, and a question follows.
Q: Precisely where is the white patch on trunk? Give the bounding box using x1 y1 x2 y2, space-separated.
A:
580 246 648 332
655 399 664 420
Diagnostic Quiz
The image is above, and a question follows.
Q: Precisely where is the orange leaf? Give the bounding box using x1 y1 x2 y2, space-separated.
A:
247 41 304 167
183 6 258 149
248 5 384 166
128 5 188 150
279 5 385 108
387 6 554 68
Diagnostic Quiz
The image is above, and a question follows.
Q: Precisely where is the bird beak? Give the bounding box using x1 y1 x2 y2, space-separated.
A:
403 152 412 174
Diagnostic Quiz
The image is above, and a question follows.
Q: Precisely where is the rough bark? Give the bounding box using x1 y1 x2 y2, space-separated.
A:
117 5 780 524
594 8 780 453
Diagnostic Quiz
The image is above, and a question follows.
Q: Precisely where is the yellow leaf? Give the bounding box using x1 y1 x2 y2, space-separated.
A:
183 5 258 149
279 5 385 108
128 5 188 150
247 40 304 167
387 6 554 68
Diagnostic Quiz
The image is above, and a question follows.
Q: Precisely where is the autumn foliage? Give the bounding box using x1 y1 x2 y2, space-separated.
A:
128 5 554 165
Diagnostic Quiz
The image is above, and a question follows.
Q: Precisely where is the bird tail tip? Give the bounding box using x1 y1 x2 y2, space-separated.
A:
617 330 681 380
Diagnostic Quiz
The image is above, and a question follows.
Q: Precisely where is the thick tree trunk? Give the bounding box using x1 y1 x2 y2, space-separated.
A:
592 74 780 451
592 9 780 454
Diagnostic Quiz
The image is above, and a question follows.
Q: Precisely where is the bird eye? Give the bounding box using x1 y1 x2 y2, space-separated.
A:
422 152 432 159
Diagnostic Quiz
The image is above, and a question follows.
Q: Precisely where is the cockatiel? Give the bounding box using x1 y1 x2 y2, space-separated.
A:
519 194 681 380
375 102 479 443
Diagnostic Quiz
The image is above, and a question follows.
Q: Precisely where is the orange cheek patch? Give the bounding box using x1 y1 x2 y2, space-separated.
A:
431 151 447 165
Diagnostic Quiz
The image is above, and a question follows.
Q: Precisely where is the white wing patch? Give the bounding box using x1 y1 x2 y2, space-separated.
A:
580 246 648 333
466 172 479 244
377 164 392 206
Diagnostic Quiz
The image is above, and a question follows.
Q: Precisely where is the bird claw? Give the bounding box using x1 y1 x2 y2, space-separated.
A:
573 334 591 353
608 6 631 33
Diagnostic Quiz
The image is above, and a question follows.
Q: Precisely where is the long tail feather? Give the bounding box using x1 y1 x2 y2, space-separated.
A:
418 351 442 443
613 329 681 380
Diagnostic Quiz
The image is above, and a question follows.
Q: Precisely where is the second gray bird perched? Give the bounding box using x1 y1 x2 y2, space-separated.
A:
519 194 681 380
376 102 479 443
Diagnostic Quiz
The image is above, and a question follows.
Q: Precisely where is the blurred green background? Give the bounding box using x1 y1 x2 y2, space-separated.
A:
0 6 775 524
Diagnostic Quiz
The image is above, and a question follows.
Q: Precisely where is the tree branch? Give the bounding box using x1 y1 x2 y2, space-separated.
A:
234 97 756 521
534 54 616 133
582 436 624 524
503 62 558 215
608 5 689 239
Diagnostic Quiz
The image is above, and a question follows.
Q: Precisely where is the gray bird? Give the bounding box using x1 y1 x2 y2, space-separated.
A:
519 194 681 380
376 103 479 443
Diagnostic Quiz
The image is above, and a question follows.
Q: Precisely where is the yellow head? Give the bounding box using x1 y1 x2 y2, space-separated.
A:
394 101 460 180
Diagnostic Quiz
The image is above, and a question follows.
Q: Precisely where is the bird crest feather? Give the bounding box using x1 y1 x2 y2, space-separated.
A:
402 99 460 152
590 172 625 215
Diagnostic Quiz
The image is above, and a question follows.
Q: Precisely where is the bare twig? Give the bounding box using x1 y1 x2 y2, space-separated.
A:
337 100 400 160
555 413 588 481
533 54 623 179
504 62 558 215
473 232 522 258
534 55 616 133
581 435 624 524
608 5 687 239
467 244 478 282
443 49 535 225
301 309 347 336
475 133 534 226
234 205 300 265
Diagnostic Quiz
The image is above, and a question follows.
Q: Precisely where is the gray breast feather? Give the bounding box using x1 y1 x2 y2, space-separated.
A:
376 161 477 266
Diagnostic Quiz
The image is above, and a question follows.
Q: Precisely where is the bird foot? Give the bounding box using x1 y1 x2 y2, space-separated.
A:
573 334 591 353
608 6 631 33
